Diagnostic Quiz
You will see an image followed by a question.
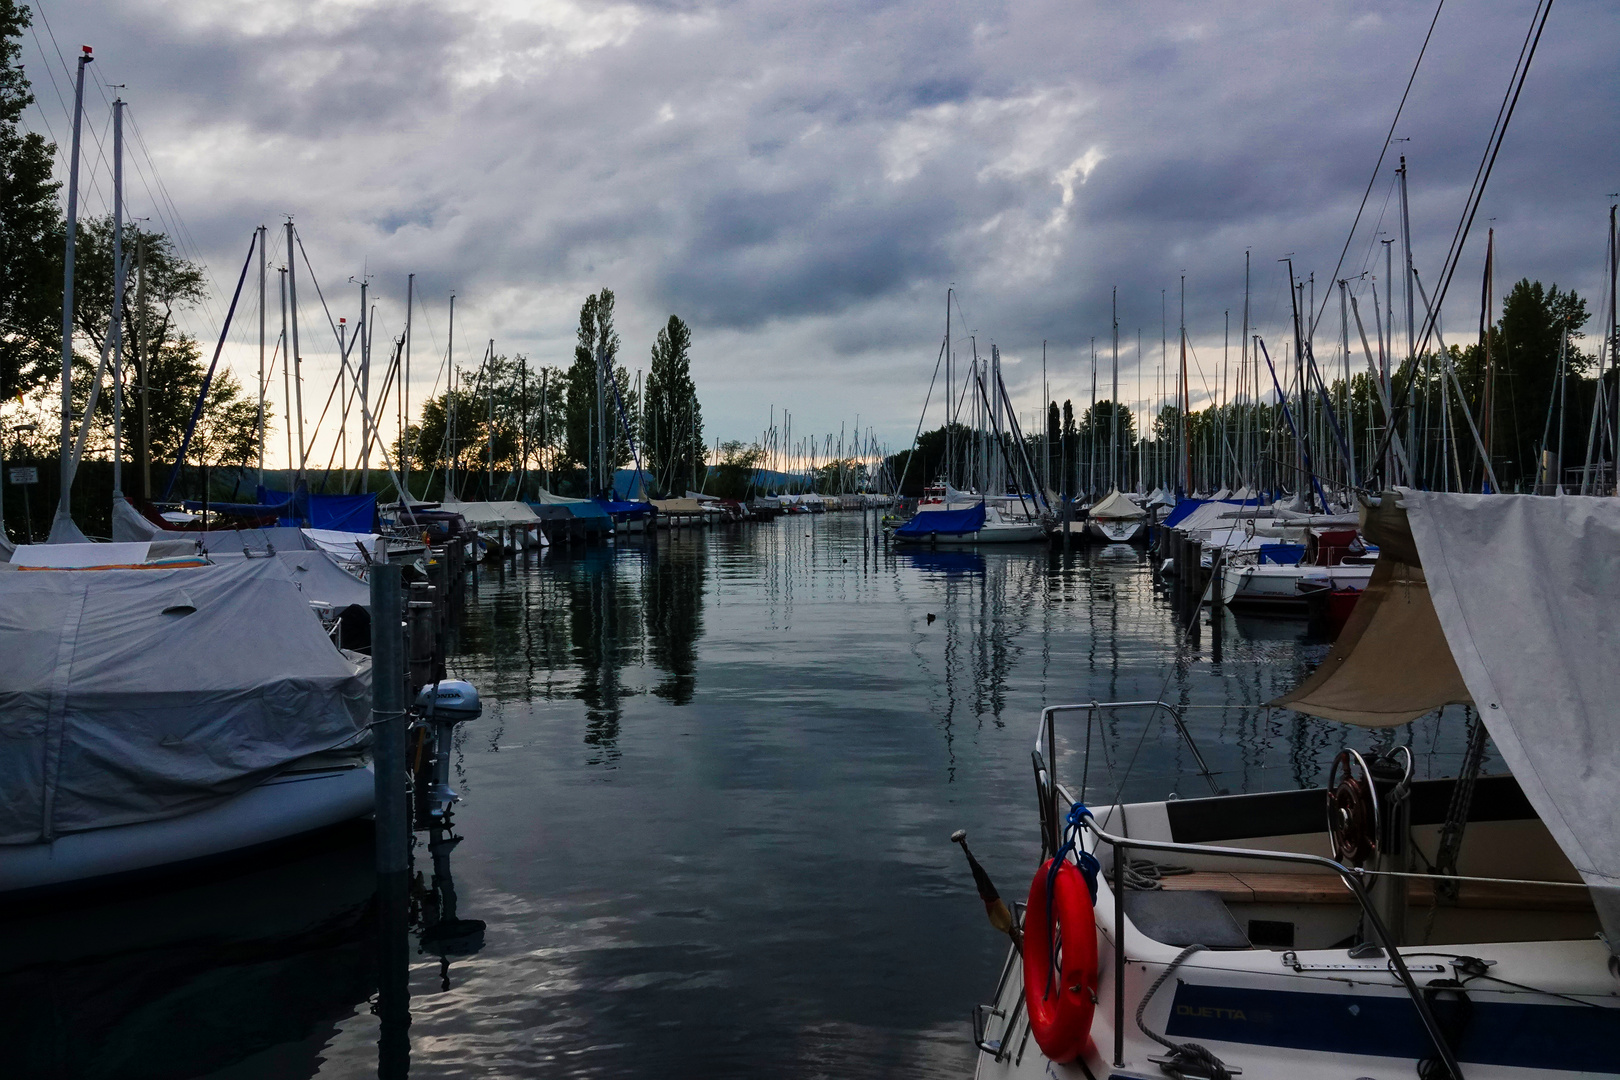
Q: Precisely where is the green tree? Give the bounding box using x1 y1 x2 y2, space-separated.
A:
643 315 703 493
564 289 636 490
0 1 62 402
409 353 567 497
1491 279 1589 489
50 216 261 486
705 439 763 500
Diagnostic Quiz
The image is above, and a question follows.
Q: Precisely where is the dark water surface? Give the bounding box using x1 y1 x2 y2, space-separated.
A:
6 515 1483 1079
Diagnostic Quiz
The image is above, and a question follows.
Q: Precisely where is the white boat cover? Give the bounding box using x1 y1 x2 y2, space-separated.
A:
683 490 722 503
111 495 167 542
441 499 539 528
653 498 707 514
1089 489 1147 521
0 559 370 845
8 542 200 569
528 487 594 506
1279 490 1620 944
301 527 383 565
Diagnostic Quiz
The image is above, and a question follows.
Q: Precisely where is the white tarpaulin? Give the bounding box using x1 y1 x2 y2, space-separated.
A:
1088 489 1147 521
0 560 370 845
441 499 539 527
1400 489 1620 939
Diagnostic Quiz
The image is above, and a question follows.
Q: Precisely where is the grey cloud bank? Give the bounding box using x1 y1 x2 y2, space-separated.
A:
27 0 1618 462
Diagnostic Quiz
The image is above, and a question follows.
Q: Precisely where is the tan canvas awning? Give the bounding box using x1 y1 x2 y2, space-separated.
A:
1269 555 1470 726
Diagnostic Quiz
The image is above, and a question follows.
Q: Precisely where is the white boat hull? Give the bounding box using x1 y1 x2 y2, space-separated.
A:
894 521 1046 545
1220 563 1373 608
0 765 375 894
1085 518 1146 544
974 789 1617 1080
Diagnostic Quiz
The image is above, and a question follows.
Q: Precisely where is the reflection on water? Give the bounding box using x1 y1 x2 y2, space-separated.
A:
7 517 1493 1078
0 824 379 1080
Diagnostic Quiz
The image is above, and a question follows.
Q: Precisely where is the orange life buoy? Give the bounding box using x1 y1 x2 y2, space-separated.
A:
1022 858 1099 1063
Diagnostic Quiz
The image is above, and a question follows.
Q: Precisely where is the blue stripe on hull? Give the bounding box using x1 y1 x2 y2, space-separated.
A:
1166 982 1620 1074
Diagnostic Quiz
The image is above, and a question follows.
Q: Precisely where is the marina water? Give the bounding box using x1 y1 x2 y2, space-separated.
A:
4 514 1487 1078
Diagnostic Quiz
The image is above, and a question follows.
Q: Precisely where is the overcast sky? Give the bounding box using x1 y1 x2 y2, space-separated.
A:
22 0 1619 468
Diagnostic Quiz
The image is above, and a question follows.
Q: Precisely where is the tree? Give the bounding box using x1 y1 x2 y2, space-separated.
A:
0 1 62 402
1491 279 1590 489
563 289 636 490
706 439 763 499
409 352 567 497
1046 400 1061 493
644 315 703 494
58 216 261 487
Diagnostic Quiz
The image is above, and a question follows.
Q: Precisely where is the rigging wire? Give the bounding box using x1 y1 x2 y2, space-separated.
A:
1311 0 1447 337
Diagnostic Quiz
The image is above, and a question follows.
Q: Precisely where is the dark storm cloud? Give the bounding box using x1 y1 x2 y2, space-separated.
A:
22 0 1619 454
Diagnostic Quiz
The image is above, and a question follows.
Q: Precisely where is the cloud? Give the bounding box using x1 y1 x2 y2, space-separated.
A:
23 0 1619 460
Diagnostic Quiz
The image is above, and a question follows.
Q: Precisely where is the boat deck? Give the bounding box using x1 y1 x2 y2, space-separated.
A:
1159 869 1592 910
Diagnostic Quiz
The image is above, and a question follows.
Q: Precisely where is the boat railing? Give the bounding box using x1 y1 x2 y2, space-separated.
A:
1077 810 1465 1079
1028 698 1463 1076
1034 700 1220 854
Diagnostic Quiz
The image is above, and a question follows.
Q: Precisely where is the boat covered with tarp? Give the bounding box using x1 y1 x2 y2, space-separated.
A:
0 558 374 892
893 503 987 543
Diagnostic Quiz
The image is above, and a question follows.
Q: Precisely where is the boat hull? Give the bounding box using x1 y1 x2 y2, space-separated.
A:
1085 518 1146 544
0 765 376 894
893 522 1046 545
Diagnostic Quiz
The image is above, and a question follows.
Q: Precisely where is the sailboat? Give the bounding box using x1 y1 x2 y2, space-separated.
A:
895 304 1049 544
0 557 374 893
964 490 1620 1079
1084 488 1148 544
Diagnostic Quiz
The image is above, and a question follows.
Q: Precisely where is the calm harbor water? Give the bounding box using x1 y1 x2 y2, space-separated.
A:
4 514 1486 1079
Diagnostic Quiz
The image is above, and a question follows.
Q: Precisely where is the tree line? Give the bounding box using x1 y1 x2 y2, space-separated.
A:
882 278 1602 498
404 289 705 499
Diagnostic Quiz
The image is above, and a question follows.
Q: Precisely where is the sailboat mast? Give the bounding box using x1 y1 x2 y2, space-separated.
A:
1242 251 1249 490
280 267 291 478
285 222 306 487
1179 276 1189 496
1087 337 1096 498
403 272 414 501
111 96 125 499
52 47 91 537
488 339 495 496
945 287 953 486
1340 278 1355 488
1398 157 1418 481
359 278 371 493
257 225 266 486
1041 339 1047 495
1110 286 1119 492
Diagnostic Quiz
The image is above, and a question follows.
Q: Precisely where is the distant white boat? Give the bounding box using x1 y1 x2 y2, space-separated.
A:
1220 561 1373 608
894 489 1045 545
1085 489 1148 544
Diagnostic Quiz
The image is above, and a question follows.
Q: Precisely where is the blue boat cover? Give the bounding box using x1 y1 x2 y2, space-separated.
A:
257 487 379 532
1259 542 1306 565
595 498 653 517
1159 499 1205 528
894 503 986 538
529 499 610 520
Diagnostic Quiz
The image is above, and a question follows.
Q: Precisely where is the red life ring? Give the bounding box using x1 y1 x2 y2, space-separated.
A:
1022 858 1099 1063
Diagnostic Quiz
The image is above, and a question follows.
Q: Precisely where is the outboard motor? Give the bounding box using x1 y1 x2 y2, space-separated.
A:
414 680 483 820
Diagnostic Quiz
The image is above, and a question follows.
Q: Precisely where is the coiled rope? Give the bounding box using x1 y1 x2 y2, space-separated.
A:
1134 944 1232 1080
